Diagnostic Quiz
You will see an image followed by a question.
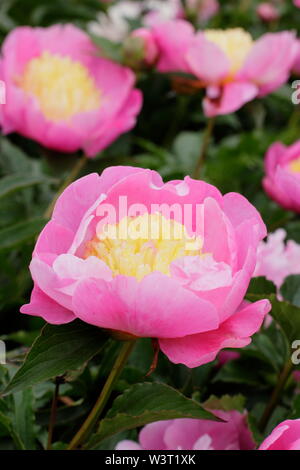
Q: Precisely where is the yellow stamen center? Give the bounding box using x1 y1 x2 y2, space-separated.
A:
18 51 101 122
204 28 253 77
289 157 300 174
84 213 203 280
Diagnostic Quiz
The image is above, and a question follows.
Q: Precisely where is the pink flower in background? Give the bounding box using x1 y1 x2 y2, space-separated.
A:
143 0 181 27
259 419 300 450
129 28 159 66
152 20 297 116
256 3 280 22
263 141 300 213
21 166 270 368
294 0 300 7
0 25 142 157
217 350 240 367
254 229 300 290
188 0 219 23
116 411 255 450
143 0 219 27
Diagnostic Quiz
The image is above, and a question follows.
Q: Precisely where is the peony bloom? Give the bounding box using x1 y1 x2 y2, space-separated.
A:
294 0 300 7
127 28 159 67
256 3 280 22
116 411 255 450
0 25 142 157
187 0 219 23
254 229 300 290
259 419 300 450
21 166 270 368
152 20 297 116
263 141 300 213
143 0 180 27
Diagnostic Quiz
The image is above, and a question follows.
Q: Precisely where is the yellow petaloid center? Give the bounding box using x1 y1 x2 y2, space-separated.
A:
289 157 300 173
18 51 101 122
204 28 253 77
84 213 203 280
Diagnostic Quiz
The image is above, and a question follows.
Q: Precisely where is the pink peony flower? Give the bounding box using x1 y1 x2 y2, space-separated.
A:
0 25 142 157
21 166 270 368
217 350 240 367
116 411 255 450
294 0 300 7
254 229 300 290
263 141 300 213
187 0 219 23
256 3 280 22
259 419 300 450
129 28 159 66
152 20 297 116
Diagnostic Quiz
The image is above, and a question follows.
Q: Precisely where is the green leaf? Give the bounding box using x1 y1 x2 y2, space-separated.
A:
289 394 300 420
203 394 246 413
0 174 50 200
86 382 218 449
0 137 32 174
172 131 202 174
246 277 276 300
12 388 35 449
0 410 25 450
213 359 267 387
0 217 47 251
90 35 123 63
3 321 108 396
270 294 300 344
280 275 300 308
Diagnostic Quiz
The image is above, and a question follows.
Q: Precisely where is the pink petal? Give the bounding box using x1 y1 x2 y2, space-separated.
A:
72 273 219 338
159 299 270 367
186 33 230 83
139 421 172 450
152 20 194 73
20 285 75 324
203 82 258 117
115 440 142 450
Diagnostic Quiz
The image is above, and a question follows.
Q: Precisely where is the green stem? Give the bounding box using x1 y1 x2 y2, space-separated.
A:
193 117 215 180
67 341 136 450
259 359 294 432
44 155 87 219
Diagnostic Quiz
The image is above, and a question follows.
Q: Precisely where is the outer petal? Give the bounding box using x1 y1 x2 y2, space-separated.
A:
115 440 142 450
186 33 230 83
222 192 267 242
240 32 298 95
51 167 146 231
159 299 270 367
259 420 300 450
72 273 219 338
82 89 142 156
139 421 172 450
264 142 287 176
20 285 75 324
203 82 258 117
152 20 194 73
